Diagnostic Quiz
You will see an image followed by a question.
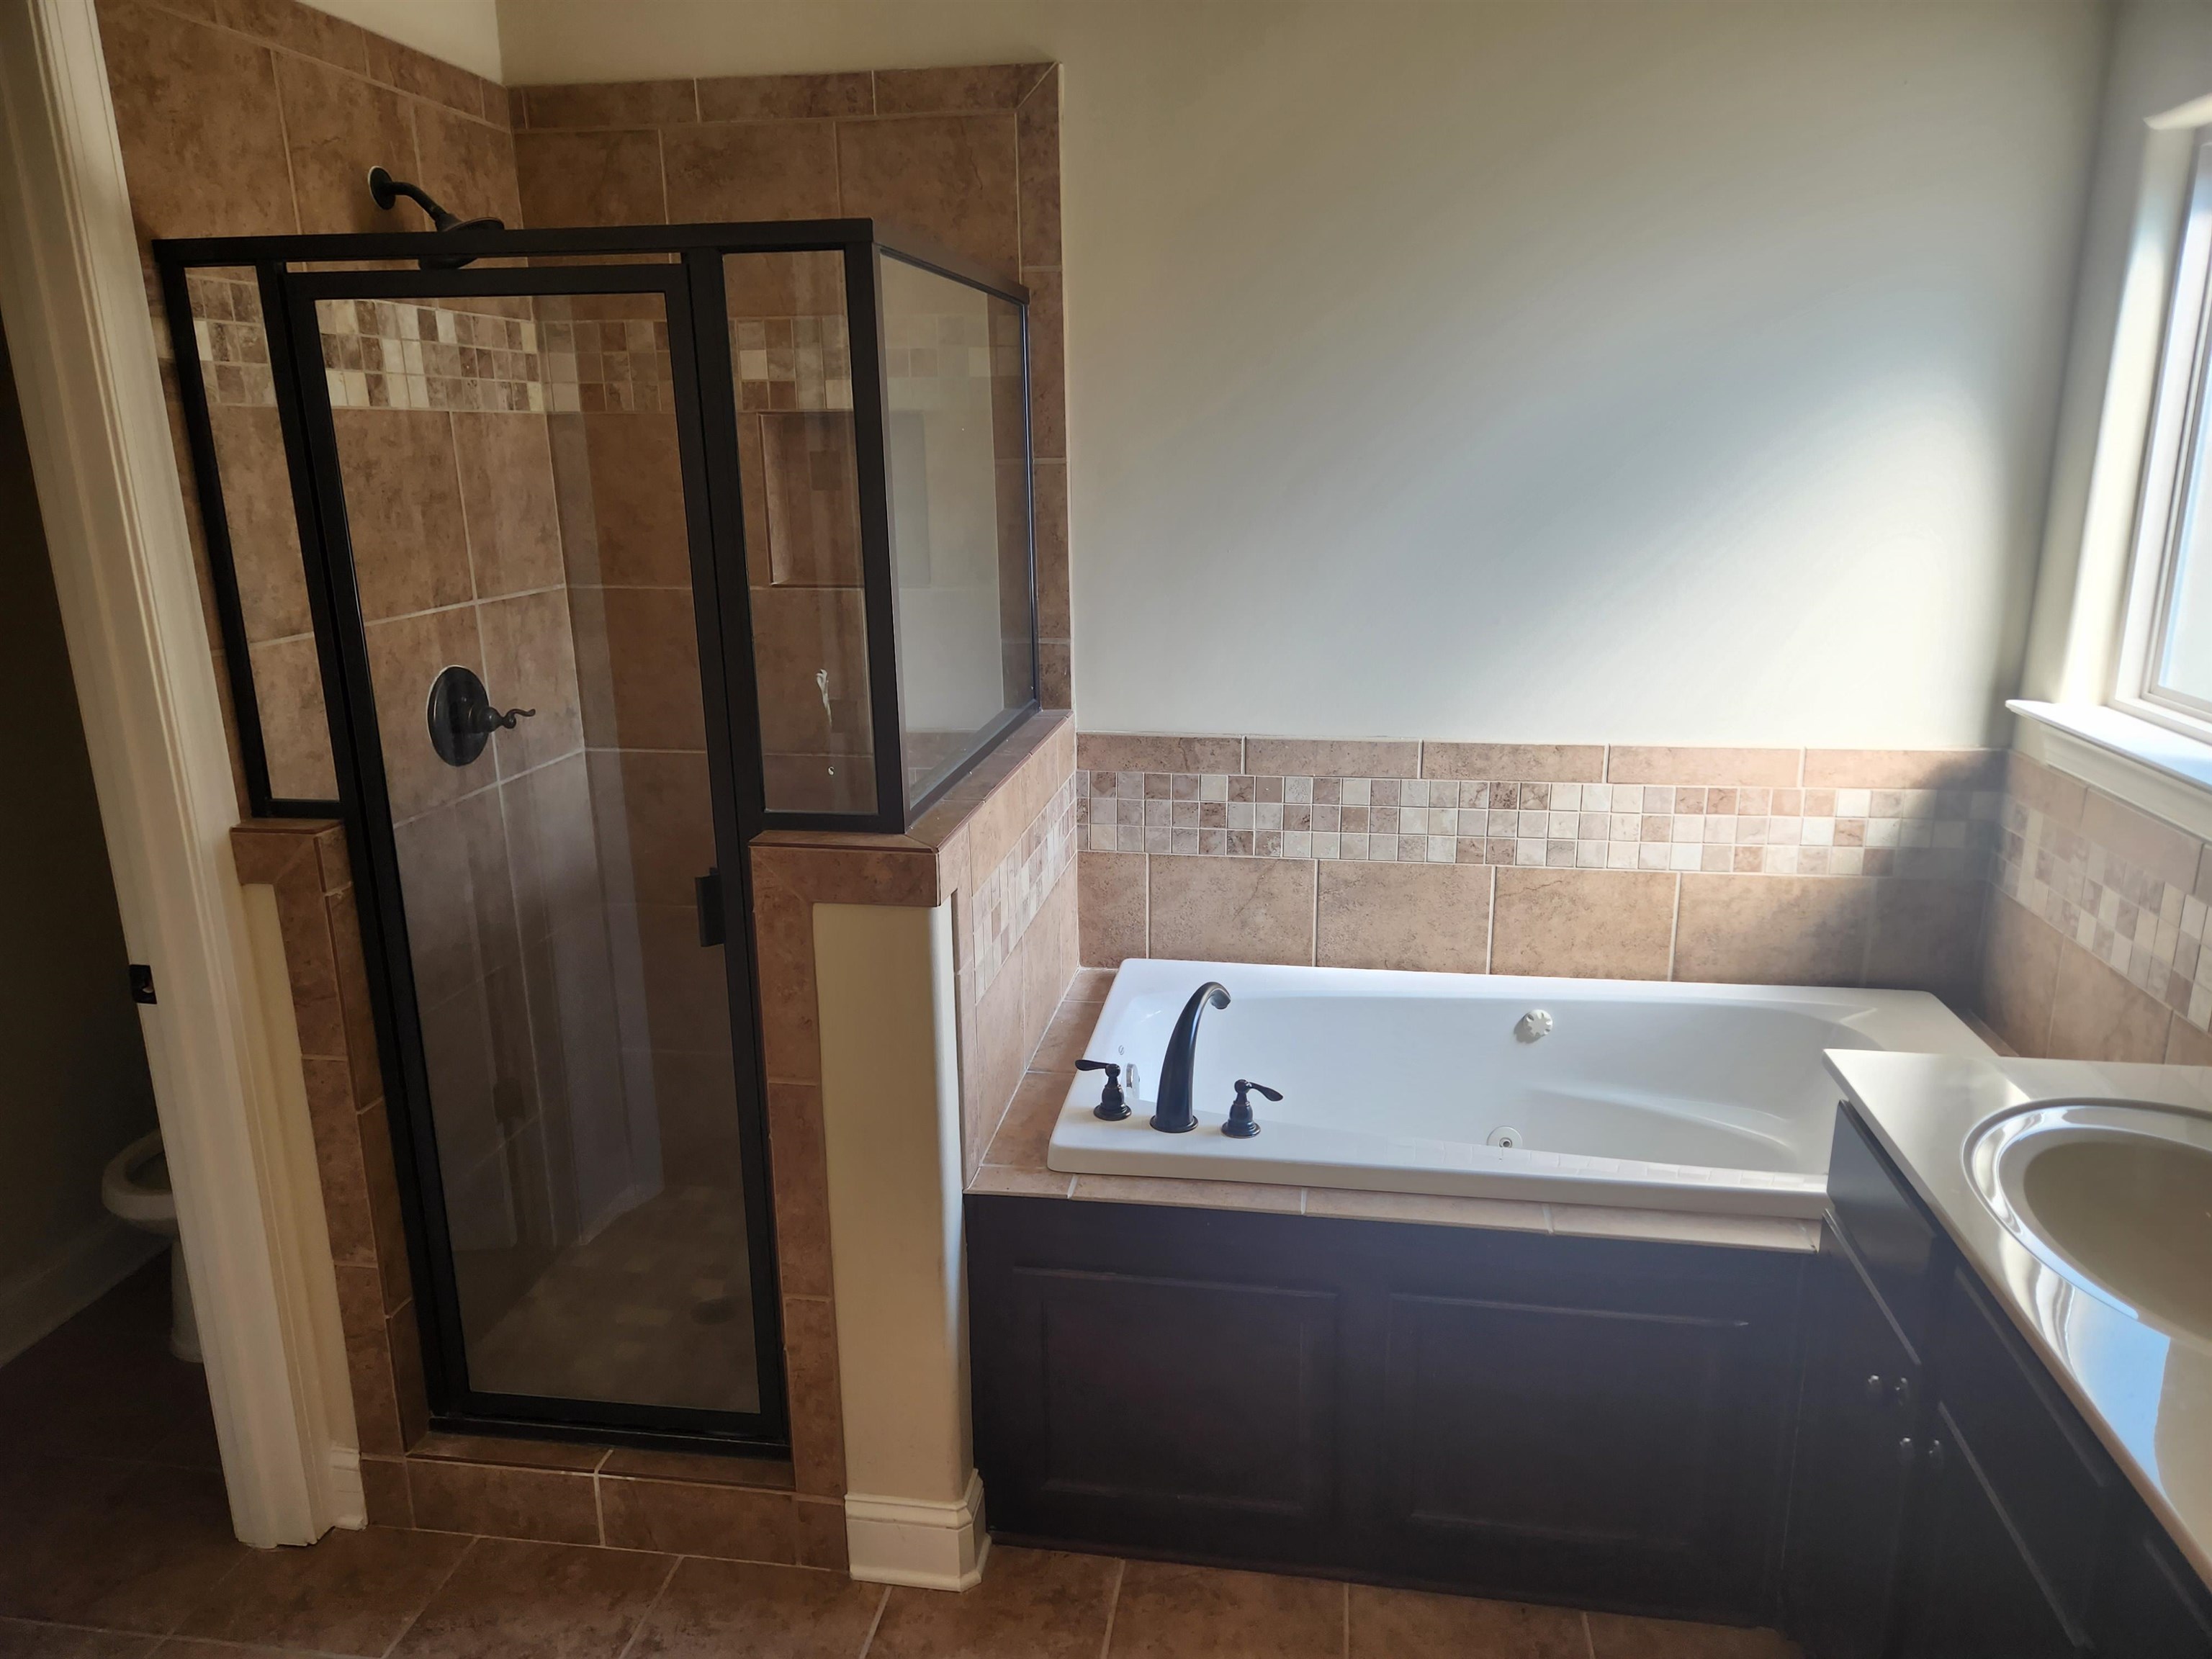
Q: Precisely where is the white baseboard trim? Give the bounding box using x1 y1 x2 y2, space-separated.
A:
0 1215 165 1368
326 1444 366 1530
845 1470 990 1589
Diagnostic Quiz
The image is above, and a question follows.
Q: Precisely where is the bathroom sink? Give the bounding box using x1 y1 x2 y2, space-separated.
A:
1967 1102 2212 1342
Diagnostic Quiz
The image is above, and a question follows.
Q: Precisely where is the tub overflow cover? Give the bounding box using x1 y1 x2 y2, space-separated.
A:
1514 1010 1552 1043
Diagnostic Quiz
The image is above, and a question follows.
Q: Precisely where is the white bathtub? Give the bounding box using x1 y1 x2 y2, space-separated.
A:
1046 959 1992 1218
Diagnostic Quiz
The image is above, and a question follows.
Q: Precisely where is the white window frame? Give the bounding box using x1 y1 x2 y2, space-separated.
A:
2115 132 2212 742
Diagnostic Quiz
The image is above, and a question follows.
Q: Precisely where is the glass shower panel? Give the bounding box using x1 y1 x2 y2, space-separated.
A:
879 254 1036 809
185 266 336 799
313 289 760 1416
722 251 877 815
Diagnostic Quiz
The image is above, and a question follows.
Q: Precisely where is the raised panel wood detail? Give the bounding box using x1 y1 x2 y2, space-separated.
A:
1023 1266 1336 1518
1383 1292 1739 1545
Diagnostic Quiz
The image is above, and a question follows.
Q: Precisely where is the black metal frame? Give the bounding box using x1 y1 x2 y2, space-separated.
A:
150 218 1040 1452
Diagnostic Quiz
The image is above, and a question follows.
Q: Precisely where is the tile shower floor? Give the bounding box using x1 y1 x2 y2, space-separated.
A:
0 1262 1801 1659
467 1184 758 1413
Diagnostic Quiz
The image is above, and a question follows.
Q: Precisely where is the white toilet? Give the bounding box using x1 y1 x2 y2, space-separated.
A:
101 1130 200 1364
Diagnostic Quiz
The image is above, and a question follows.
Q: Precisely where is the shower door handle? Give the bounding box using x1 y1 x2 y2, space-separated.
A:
696 868 724 948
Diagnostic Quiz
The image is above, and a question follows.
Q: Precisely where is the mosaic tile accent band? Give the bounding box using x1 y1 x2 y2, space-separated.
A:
732 315 852 411
1995 793 2212 1033
973 773 1079 996
1080 770 1997 880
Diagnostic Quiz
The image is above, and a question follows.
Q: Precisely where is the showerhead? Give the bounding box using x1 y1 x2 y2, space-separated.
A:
367 166 504 267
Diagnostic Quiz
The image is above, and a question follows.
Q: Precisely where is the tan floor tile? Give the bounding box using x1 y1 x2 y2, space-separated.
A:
388 1538 675 1659
175 1526 469 1655
1107 1561 1341 1658
1349 1584 1588 1657
626 1559 881 1659
0 1457 248 1633
0 1622 158 1657
872 1548 1118 1658
1586 1611 1799 1658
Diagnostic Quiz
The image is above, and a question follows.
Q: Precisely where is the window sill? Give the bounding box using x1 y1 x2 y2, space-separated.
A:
2008 700 2212 838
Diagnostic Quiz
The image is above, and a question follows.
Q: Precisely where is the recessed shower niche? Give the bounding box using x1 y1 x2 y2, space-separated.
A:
155 220 1040 1449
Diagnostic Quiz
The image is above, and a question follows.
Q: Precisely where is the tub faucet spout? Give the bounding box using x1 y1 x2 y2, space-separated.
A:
1152 981 1230 1133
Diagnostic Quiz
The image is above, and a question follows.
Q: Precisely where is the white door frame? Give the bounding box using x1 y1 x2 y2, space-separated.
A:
0 0 346 1546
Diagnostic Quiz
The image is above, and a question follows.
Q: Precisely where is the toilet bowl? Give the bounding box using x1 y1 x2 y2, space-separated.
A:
100 1130 200 1364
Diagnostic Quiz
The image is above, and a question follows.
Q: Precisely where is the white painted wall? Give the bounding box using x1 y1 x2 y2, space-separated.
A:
305 0 501 79
498 1 2109 747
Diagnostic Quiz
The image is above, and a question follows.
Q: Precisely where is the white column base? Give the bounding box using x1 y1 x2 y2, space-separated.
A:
845 1470 990 1590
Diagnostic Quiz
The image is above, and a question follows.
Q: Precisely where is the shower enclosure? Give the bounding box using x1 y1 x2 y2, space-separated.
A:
153 220 1038 1450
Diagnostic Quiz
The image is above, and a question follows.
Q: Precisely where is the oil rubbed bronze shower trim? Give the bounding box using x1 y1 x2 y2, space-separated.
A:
366 166 504 268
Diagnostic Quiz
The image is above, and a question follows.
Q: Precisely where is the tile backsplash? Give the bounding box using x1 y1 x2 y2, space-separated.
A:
1082 769 1993 880
1076 733 2004 1003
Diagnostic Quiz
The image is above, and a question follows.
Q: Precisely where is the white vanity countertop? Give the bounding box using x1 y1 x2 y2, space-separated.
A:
1825 1049 2212 1589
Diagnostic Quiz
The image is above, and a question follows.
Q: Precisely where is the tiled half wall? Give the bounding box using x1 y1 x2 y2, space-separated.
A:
1982 752 2212 1066
1076 735 2002 1002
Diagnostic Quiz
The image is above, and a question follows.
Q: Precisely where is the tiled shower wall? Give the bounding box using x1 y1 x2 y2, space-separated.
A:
508 61 1073 711
1076 736 2000 1003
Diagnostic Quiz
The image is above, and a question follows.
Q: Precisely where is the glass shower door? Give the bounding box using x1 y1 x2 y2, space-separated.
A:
287 271 775 1430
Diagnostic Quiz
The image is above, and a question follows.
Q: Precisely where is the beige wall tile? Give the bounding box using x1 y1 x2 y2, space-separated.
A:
760 413 863 586
1802 749 2003 790
696 72 873 122
2165 1017 2212 1066
1244 737 1418 778
577 412 690 587
664 122 841 222
274 51 413 235
1025 266 1065 459
1316 861 1490 974
1978 891 2059 1056
835 113 1019 273
1420 742 1604 782
2077 789 2203 891
521 79 697 128
873 63 1053 114
1673 874 1874 986
1608 746 1800 786
454 413 562 598
1863 878 1985 1004
2045 940 2172 1063
513 129 667 228
412 102 521 228
982 1069 1064 1172
781 1295 845 1496
764 1082 832 1300
1147 855 1315 966
2005 751 2085 827
333 410 472 621
1492 868 1675 981
1079 850 1146 966
1077 734 1242 774
99 0 297 243
1017 71 1062 271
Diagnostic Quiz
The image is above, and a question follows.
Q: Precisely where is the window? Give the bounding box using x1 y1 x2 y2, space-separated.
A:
2118 132 2212 738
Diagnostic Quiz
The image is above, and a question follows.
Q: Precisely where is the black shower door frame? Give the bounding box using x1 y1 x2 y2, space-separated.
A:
150 220 1039 1454
274 257 788 1449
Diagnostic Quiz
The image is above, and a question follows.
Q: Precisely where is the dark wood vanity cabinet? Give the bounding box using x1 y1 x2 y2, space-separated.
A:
1784 1105 2212 1659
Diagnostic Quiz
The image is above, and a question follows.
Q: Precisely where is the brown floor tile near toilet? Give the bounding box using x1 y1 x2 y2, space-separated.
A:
0 1271 1799 1659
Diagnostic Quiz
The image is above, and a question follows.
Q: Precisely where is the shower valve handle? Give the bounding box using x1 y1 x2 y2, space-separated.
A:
1076 1059 1129 1120
480 703 536 733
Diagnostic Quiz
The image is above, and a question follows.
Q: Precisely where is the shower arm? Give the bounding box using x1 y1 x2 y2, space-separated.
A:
367 166 505 266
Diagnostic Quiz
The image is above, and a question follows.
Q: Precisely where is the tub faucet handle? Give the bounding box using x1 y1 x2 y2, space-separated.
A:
1224 1079 1280 1139
1076 1059 1130 1121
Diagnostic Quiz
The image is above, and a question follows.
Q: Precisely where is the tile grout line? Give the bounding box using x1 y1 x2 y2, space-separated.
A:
1096 1557 1126 1658
1341 1577 1351 1658
608 1552 683 1659
855 1582 892 1657
1581 1608 1598 1658
377 1532 480 1659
